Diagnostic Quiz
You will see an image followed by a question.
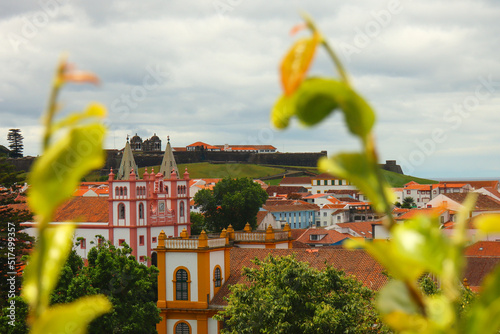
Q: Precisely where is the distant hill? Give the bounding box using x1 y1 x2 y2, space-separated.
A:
137 162 288 180
381 169 437 188
133 162 436 188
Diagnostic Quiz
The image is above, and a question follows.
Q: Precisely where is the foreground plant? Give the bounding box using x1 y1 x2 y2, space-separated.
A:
271 13 500 334
217 255 387 333
22 57 111 333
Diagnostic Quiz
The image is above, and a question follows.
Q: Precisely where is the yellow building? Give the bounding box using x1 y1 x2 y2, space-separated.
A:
155 224 293 334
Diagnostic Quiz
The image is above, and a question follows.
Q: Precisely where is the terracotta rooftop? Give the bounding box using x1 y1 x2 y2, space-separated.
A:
311 173 341 180
444 193 500 211
279 176 312 185
465 241 500 257
295 228 350 245
326 189 360 195
463 256 500 289
440 180 499 190
53 196 109 222
266 186 309 196
210 247 388 306
336 221 379 238
395 207 448 221
14 196 109 223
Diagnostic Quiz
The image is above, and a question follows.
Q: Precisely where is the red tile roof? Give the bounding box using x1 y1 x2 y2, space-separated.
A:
53 196 109 222
279 176 312 185
311 173 341 180
465 241 500 257
296 229 350 245
440 180 499 190
210 248 389 306
444 193 500 211
395 208 448 220
11 196 109 223
337 221 378 238
266 186 308 196
186 141 219 149
463 256 500 289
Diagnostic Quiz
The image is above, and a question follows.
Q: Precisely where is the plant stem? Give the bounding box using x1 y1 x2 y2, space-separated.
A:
301 12 350 86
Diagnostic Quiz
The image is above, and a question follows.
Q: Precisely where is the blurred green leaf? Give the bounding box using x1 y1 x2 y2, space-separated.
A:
31 295 112 334
280 34 320 96
294 77 340 126
474 213 500 235
28 122 106 225
377 280 428 332
462 264 500 334
378 280 420 316
318 152 394 213
271 78 375 140
345 239 424 282
23 223 76 312
392 215 449 278
271 94 295 129
51 103 107 133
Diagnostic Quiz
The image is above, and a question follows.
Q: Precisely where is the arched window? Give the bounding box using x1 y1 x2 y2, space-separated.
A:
118 203 125 219
115 187 119 197
174 268 189 301
214 266 222 288
179 202 184 217
120 187 123 196
139 203 144 219
175 322 190 334
124 187 127 196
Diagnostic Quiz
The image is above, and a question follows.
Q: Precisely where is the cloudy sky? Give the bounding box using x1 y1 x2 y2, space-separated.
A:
1 0 499 179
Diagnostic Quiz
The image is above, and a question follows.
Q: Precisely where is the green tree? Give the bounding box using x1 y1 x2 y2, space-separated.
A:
50 240 161 334
401 197 415 209
0 158 34 309
193 177 268 232
216 255 387 334
7 129 23 158
2 240 160 334
0 296 29 334
190 212 206 235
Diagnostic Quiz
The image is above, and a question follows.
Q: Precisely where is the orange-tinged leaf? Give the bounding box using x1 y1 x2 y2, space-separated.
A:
280 33 320 96
289 23 306 36
62 71 100 85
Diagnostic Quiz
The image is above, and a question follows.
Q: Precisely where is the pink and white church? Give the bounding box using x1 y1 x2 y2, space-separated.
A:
23 136 191 266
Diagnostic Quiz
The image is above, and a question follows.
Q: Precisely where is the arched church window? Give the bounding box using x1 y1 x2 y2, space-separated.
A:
174 268 190 301
139 203 144 219
175 322 190 334
118 203 125 219
214 266 222 288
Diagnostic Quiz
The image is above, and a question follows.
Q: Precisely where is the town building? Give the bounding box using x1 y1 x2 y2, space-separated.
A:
182 141 277 153
154 225 389 334
23 138 190 265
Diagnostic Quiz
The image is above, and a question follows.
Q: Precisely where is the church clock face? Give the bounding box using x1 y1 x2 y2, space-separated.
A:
159 202 165 212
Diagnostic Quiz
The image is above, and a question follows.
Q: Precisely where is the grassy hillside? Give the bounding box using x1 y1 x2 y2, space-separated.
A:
137 163 287 180
87 162 436 187
381 169 437 188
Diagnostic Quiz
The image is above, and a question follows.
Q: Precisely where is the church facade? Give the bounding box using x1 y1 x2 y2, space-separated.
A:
23 137 189 266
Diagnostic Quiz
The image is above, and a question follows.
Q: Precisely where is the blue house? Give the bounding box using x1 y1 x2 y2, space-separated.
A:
262 202 319 229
